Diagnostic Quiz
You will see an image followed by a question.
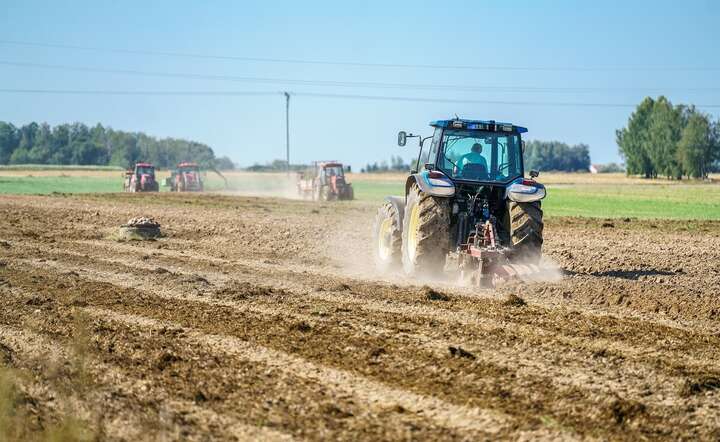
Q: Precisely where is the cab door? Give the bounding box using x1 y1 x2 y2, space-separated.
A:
416 128 442 172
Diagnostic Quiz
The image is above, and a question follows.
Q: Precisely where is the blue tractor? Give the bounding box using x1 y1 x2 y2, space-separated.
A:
373 118 547 287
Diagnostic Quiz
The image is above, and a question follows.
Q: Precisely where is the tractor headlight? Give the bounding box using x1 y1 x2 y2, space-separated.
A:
507 182 546 202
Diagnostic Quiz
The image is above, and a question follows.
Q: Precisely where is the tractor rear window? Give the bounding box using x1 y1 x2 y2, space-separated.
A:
136 166 154 175
439 130 522 182
323 166 344 177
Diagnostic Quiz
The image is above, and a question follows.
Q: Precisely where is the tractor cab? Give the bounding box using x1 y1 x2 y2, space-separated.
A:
401 119 527 184
124 162 159 192
167 162 203 192
318 162 345 184
134 163 156 178
398 119 544 201
178 162 200 174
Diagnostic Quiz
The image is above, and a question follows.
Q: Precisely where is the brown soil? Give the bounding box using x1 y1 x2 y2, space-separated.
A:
1 192 720 440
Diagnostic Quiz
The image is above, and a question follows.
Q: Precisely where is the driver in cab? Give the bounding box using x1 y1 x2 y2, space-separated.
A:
458 143 488 175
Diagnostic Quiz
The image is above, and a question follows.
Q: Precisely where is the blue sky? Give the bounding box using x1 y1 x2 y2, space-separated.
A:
1 0 719 170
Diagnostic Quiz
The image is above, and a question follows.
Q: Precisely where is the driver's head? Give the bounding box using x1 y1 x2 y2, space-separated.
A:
471 143 483 153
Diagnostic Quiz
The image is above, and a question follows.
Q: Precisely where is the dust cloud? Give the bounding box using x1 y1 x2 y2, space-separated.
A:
217 172 306 200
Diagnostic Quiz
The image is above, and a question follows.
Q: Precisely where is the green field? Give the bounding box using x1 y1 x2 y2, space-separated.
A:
353 180 720 220
1 171 719 220
0 174 229 194
0 176 121 194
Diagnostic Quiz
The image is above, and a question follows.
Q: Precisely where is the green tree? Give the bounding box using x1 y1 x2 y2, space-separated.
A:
678 110 713 179
524 141 591 172
648 97 683 178
214 156 235 170
0 122 19 164
617 97 655 177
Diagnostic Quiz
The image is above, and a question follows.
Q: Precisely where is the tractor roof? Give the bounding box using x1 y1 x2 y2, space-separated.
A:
135 162 154 167
430 119 528 134
316 161 343 168
178 162 198 167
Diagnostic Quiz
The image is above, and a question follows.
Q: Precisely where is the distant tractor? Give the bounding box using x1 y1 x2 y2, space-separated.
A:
373 118 547 287
297 161 354 201
166 162 204 192
123 163 160 192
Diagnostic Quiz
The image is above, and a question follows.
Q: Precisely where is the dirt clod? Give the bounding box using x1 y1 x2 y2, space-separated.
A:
25 295 49 306
293 321 313 333
322 404 353 419
504 294 527 307
424 286 450 301
369 347 386 358
680 376 720 396
605 397 646 425
194 391 208 403
448 346 476 360
155 351 182 371
330 283 351 291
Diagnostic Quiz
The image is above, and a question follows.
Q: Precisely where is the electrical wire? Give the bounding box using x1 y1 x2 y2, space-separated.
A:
2 88 720 108
2 39 718 72
1 60 719 94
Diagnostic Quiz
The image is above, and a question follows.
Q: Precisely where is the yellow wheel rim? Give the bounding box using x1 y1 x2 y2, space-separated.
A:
407 203 420 259
378 218 393 260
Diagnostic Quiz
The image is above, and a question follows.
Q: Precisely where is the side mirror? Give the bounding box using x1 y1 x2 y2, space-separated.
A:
530 169 540 178
398 131 407 147
521 140 526 153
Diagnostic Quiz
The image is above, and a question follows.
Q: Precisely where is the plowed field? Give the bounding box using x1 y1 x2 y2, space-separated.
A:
1 193 719 440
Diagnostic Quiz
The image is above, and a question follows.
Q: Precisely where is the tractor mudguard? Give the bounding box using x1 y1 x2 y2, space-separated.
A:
384 196 406 226
505 177 546 203
406 171 455 198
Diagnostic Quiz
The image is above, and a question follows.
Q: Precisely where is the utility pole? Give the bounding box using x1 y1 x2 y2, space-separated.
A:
284 92 290 174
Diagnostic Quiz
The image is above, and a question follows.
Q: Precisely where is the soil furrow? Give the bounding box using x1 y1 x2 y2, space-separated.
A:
0 325 295 442
1 284 481 441
2 193 720 440
6 257 711 440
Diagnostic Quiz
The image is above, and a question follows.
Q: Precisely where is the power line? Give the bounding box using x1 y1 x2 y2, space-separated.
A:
2 88 720 108
2 60 719 94
294 92 719 108
2 39 718 72
0 88 280 96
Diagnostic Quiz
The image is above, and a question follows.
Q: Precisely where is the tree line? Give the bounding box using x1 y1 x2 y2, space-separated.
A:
360 146 593 174
617 97 720 179
523 141 591 172
361 155 411 173
0 121 235 170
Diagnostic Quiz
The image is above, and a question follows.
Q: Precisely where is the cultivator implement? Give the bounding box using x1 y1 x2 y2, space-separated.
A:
446 220 549 288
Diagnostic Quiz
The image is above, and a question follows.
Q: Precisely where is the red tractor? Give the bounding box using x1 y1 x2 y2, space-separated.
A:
123 163 160 192
166 162 204 192
297 161 354 201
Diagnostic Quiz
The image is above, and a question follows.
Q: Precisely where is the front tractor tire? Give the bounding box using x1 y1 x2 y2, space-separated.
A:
373 202 402 272
401 184 451 276
509 201 544 264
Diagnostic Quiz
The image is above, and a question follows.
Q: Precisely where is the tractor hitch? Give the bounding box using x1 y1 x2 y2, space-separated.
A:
445 220 546 288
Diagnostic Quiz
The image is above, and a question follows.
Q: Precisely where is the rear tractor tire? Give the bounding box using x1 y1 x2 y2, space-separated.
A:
509 201 544 264
373 202 402 272
401 184 451 276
